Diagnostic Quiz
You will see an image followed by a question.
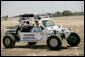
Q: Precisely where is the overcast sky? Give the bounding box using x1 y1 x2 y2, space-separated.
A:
1 1 84 17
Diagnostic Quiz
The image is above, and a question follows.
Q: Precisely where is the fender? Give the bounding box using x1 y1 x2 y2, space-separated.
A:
47 35 62 41
4 34 15 41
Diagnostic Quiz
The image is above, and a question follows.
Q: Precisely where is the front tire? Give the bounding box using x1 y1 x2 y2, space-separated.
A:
67 32 80 46
3 34 15 48
47 36 62 50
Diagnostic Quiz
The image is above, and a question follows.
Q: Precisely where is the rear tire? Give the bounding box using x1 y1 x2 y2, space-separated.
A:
47 36 62 50
3 34 15 48
67 32 80 46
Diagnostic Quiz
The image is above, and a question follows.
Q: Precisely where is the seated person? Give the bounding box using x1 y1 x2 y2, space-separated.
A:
31 21 42 32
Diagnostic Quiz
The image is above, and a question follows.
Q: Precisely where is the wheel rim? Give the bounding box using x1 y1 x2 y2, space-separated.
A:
50 38 58 47
5 37 10 46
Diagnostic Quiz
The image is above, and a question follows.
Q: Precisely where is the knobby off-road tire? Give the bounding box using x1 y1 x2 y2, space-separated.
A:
3 34 15 48
67 32 80 46
47 36 62 50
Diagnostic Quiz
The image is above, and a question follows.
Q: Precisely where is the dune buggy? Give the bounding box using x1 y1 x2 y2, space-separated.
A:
3 14 80 50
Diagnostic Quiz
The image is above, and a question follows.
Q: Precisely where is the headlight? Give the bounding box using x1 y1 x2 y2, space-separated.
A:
62 29 67 32
68 28 72 31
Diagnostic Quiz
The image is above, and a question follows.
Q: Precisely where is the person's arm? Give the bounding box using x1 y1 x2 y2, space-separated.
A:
40 27 42 32
31 27 36 32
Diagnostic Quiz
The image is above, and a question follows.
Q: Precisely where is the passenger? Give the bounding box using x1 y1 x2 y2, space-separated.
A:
31 21 42 32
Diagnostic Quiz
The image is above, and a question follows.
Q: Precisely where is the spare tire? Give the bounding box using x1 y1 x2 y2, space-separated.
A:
67 32 80 46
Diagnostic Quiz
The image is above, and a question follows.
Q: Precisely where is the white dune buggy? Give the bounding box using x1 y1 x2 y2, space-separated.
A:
3 14 80 50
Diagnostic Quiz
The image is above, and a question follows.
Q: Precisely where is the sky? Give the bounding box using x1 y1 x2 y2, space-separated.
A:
1 1 84 17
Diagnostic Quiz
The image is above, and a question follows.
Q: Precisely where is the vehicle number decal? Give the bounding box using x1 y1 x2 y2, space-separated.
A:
23 34 35 36
22 34 35 39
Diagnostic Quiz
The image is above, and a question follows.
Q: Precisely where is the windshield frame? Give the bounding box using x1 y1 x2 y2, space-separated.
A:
42 20 55 27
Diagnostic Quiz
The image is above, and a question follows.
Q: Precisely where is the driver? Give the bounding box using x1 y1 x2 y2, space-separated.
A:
31 21 41 32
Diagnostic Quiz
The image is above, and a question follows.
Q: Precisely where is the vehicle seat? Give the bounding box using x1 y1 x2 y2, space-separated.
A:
21 26 33 32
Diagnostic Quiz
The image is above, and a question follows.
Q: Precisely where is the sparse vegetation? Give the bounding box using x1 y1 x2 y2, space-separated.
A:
37 10 84 17
63 10 72 16
1 15 8 21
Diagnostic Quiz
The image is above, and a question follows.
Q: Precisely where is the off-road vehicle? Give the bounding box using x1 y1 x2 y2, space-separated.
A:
3 14 80 50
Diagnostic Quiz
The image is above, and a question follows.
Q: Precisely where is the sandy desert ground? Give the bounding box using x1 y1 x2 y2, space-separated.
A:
1 16 84 56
